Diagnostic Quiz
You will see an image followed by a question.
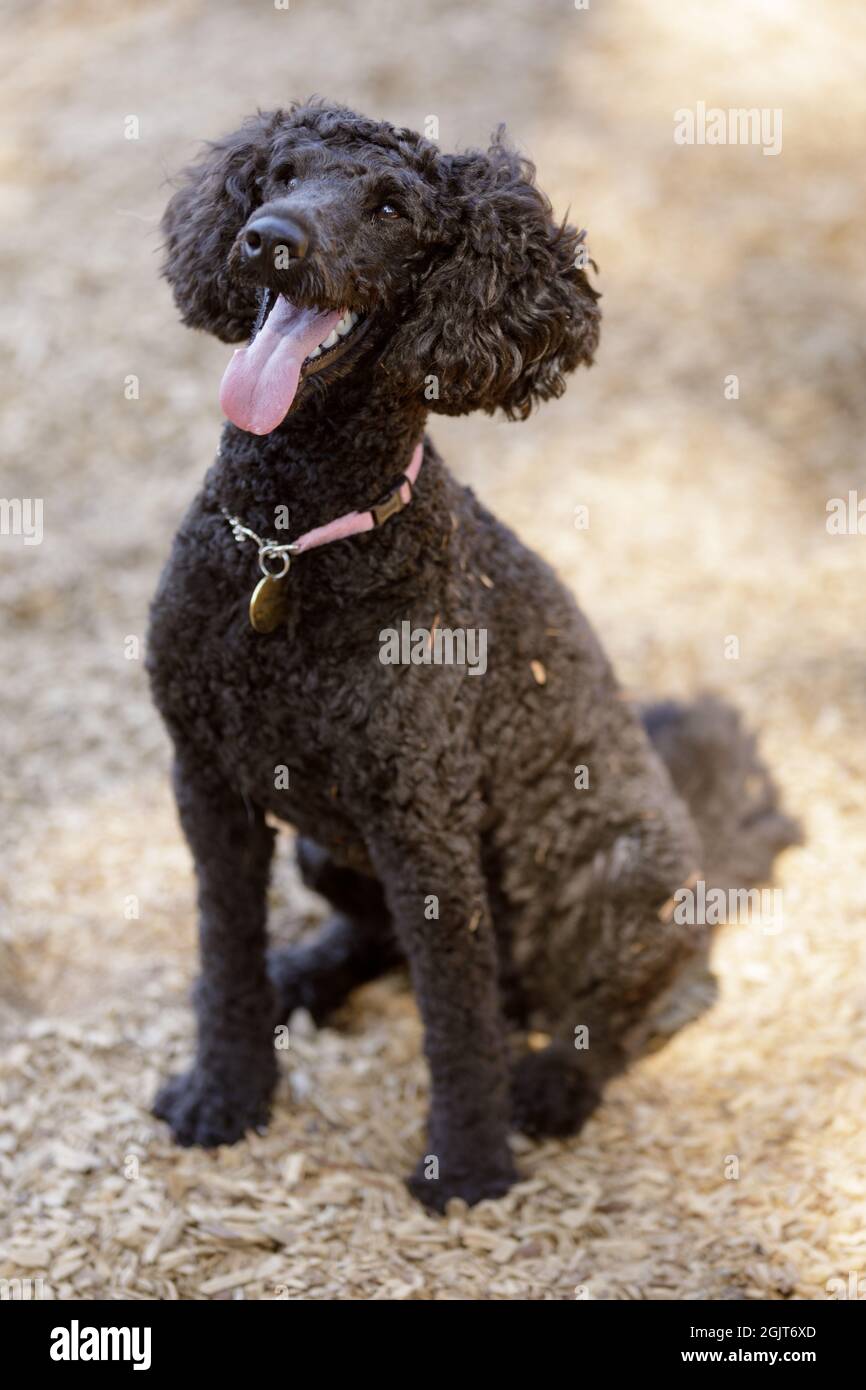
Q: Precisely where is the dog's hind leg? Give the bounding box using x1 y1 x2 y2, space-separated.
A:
268 837 402 1023
507 775 717 1141
509 953 718 1139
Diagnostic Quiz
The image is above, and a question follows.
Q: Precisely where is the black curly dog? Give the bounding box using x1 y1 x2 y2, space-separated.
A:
148 101 797 1210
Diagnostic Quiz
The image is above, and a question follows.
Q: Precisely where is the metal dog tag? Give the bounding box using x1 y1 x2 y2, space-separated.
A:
249 575 290 633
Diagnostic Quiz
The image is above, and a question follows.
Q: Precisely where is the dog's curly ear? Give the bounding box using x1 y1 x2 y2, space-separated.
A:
385 133 600 419
161 112 279 342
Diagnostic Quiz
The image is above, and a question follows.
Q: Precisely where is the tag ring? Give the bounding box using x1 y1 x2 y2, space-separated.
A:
258 547 291 580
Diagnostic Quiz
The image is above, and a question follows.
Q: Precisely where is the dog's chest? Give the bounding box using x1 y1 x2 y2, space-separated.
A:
148 543 387 860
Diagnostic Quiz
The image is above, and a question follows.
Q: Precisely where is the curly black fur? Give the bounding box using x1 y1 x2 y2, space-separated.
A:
148 100 797 1210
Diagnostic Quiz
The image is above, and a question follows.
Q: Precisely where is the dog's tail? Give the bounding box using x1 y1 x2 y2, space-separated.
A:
642 694 800 889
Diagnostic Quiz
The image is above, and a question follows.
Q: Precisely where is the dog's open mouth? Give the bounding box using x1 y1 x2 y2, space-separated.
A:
219 291 370 435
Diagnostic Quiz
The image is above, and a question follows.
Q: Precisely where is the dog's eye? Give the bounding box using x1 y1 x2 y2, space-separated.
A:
376 202 402 219
287 177 299 191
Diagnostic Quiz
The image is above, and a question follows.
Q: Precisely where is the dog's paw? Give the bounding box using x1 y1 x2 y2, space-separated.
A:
152 1066 273 1148
511 1043 602 1139
406 1155 518 1213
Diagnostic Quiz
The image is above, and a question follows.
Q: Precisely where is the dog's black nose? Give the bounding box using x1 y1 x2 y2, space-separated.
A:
241 214 309 266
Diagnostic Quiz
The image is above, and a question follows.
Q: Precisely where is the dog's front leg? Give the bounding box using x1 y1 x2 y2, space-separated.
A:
368 821 517 1211
153 752 278 1147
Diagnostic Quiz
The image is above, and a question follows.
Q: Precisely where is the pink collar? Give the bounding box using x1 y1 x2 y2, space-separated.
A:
222 441 424 576
290 439 424 555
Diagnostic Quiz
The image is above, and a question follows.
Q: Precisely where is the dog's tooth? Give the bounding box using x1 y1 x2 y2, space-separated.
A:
336 314 353 336
320 329 339 350
307 345 321 359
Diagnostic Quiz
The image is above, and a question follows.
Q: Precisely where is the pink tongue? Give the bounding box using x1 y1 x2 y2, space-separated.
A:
219 297 343 434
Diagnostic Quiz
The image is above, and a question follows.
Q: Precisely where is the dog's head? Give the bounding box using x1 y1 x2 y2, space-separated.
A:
162 101 600 432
